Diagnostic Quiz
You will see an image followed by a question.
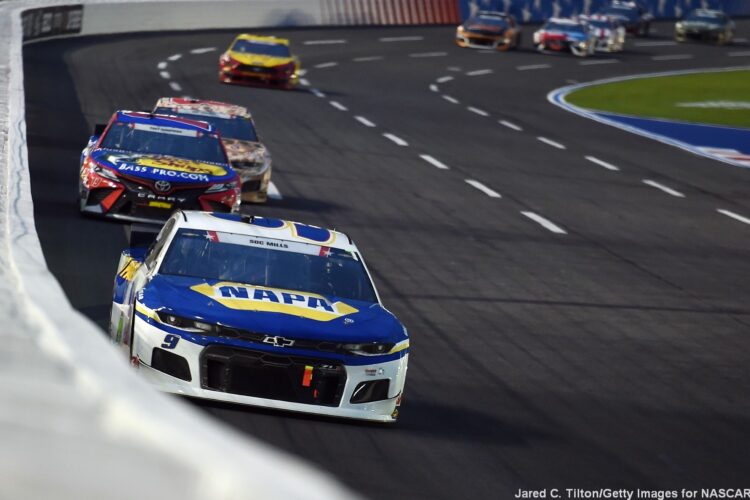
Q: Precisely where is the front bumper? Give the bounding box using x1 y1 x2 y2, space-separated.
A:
234 165 272 203
219 66 299 88
131 315 408 422
455 33 510 50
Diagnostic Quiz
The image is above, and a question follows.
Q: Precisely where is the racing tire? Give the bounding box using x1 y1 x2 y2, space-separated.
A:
641 23 650 37
514 33 522 50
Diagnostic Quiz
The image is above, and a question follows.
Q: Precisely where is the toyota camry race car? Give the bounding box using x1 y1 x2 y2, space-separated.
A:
110 211 409 422
455 11 521 51
580 14 626 52
534 18 596 56
79 112 240 223
597 1 653 36
219 34 300 88
153 98 272 203
675 9 735 44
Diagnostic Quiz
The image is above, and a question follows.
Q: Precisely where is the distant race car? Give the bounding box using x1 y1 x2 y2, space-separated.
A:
533 18 597 57
455 11 522 50
579 14 626 52
79 111 240 223
153 98 272 203
675 9 735 44
110 211 409 422
597 0 653 36
219 34 300 89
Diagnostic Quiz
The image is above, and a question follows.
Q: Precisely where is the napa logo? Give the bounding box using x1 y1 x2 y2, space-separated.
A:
190 282 358 322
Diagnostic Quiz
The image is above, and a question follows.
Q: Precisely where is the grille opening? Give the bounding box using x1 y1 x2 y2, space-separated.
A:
200 346 346 406
242 180 262 192
151 348 191 381
350 379 390 404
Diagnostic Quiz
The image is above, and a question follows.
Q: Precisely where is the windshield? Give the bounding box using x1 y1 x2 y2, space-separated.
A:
100 120 228 164
546 22 585 33
600 6 638 21
686 12 724 23
231 39 291 58
153 108 258 141
160 229 378 303
467 15 509 29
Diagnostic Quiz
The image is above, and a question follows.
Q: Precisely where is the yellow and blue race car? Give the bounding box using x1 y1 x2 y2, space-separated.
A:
218 34 300 89
110 211 410 422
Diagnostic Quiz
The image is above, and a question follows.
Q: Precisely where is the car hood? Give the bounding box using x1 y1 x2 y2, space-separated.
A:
227 51 294 67
221 138 267 164
542 30 589 41
140 274 405 344
682 20 723 29
92 149 234 184
464 23 506 34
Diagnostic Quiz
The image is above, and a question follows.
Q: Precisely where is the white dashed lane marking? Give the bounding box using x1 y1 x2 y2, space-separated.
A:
442 95 459 104
499 120 522 131
314 62 339 69
353 56 384 62
299 78 310 86
728 50 750 57
311 88 326 98
410 51 447 58
419 154 450 170
190 47 216 54
635 40 677 47
429 84 439 92
304 39 347 45
354 116 376 127
734 37 748 43
652 54 693 61
465 179 502 198
436 76 454 83
159 71 171 79
517 64 551 71
643 179 685 198
579 59 619 66
379 36 424 42
521 212 567 234
169 81 182 92
718 209 750 225
537 136 566 150
585 156 620 171
467 107 489 117
330 101 348 111
466 69 493 76
267 182 282 200
383 133 408 146
167 54 182 61
157 61 168 70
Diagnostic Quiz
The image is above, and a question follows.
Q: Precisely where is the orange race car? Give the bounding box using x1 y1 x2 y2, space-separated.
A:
455 11 522 51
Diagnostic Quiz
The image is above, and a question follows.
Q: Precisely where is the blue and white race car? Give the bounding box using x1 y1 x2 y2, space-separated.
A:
533 17 597 57
110 211 409 422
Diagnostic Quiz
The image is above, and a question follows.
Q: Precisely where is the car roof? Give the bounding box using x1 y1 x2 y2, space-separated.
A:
475 11 509 18
176 211 358 252
115 111 216 134
546 17 582 25
154 97 251 120
234 34 290 46
691 9 724 16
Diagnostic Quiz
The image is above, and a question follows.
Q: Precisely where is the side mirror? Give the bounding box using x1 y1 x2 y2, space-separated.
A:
93 123 107 136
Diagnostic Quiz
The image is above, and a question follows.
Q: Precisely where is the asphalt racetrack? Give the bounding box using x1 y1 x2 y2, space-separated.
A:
24 21 750 499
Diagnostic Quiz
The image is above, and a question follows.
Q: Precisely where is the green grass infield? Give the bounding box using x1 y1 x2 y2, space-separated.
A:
566 69 750 128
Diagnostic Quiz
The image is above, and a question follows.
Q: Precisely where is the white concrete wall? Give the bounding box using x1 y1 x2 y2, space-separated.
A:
0 1 373 498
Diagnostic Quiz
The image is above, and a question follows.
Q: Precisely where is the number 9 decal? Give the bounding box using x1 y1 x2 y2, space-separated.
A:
161 334 180 349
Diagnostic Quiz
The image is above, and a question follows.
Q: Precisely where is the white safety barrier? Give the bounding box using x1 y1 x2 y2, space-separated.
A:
0 0 426 498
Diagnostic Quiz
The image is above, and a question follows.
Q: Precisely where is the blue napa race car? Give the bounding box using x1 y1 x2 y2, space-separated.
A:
110 211 409 422
533 17 597 57
79 111 241 223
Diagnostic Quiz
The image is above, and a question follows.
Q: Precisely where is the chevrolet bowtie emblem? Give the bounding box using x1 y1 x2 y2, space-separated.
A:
262 335 295 347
